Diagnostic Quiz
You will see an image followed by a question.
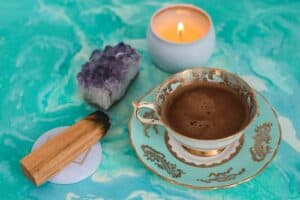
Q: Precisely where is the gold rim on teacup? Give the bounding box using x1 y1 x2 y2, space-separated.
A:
182 145 225 157
133 67 258 156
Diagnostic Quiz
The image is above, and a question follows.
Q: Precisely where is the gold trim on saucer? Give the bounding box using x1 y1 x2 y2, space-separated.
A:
165 132 244 168
141 145 185 178
128 86 282 190
197 167 246 183
250 122 272 162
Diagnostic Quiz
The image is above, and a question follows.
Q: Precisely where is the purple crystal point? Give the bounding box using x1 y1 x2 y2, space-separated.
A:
77 42 140 109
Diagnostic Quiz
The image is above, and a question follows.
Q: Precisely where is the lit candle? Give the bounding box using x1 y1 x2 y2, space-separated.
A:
177 21 184 39
147 4 215 72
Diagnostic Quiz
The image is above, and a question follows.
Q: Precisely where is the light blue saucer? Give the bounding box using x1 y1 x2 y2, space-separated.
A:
129 86 281 190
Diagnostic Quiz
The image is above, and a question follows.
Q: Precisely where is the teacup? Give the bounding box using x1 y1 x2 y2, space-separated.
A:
133 67 258 156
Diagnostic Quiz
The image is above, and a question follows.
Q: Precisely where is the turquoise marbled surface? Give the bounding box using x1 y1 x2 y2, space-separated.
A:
0 0 299 199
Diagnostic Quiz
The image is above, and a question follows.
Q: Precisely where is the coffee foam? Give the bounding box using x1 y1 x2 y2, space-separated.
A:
162 82 249 140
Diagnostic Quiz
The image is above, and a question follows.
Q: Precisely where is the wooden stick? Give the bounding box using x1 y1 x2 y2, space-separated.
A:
20 111 110 186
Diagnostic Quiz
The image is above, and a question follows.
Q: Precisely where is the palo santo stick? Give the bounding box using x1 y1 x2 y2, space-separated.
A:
20 111 110 186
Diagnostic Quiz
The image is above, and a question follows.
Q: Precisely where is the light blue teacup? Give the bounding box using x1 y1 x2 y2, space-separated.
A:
133 68 258 156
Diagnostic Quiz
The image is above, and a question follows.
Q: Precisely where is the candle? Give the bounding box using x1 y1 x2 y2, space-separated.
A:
152 6 210 43
147 4 215 72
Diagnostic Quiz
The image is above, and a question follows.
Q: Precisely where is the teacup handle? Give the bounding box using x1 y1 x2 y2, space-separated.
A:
132 101 163 125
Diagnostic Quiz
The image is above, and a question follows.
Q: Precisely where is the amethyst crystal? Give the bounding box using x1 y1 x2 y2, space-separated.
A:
77 42 140 109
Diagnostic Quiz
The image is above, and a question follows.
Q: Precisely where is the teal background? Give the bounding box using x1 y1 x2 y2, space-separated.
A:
0 0 299 199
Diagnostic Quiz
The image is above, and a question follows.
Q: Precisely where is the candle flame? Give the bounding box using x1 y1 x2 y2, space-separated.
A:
177 21 184 37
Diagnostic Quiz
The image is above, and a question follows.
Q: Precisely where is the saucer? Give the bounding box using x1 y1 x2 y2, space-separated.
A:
128 86 281 190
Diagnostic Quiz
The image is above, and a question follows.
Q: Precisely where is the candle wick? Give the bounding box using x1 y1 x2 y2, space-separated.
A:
177 21 184 40
179 30 183 38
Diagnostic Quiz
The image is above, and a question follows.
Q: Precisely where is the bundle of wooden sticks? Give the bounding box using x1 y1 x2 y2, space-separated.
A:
20 111 110 186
